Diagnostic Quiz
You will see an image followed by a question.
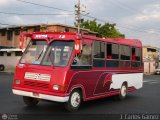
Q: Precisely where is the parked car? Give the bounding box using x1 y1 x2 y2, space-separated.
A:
0 64 5 71
155 68 160 75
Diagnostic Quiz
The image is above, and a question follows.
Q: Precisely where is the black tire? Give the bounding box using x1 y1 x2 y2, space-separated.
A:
118 83 127 100
23 96 39 107
64 89 82 112
0 65 5 71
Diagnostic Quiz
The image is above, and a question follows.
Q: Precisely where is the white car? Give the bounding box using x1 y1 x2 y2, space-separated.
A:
155 69 160 75
0 64 4 71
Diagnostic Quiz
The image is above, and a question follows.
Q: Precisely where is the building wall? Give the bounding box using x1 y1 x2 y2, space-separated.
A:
0 25 95 48
143 47 158 60
14 33 20 48
0 35 6 46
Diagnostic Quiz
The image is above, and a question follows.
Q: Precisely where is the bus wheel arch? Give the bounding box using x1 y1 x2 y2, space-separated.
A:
65 87 84 112
69 86 85 101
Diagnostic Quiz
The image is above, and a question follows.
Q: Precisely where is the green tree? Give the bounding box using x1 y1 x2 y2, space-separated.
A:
75 19 125 38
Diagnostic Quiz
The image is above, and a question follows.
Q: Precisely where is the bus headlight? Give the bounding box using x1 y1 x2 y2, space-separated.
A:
15 80 21 85
52 85 66 91
53 85 59 91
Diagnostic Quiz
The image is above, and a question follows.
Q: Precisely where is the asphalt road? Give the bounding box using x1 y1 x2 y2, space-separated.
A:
0 73 160 120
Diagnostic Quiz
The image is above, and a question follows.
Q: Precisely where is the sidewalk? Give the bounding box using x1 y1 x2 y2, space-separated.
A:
0 68 15 74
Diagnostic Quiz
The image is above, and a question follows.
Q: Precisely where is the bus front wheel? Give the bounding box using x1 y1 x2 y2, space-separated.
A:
23 96 39 107
64 89 82 112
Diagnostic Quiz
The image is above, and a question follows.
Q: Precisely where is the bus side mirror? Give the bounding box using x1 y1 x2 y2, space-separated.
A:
72 59 77 65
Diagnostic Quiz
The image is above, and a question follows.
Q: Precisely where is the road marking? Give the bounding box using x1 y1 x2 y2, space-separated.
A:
143 80 160 84
149 81 160 84
143 80 159 83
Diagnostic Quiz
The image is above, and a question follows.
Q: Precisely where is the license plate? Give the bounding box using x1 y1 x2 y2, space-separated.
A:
33 92 39 97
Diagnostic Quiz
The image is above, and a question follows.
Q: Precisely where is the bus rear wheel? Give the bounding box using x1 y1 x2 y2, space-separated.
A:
118 83 127 100
23 96 39 107
64 89 82 112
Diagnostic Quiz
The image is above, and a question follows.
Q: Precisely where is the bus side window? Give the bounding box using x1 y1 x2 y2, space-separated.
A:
135 48 141 61
131 47 141 68
119 45 131 68
120 45 131 61
132 48 136 61
93 41 105 68
106 43 119 68
106 44 112 59
106 43 119 60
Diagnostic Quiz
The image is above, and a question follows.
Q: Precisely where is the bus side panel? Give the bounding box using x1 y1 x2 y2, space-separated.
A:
66 70 113 100
66 71 143 101
111 73 143 90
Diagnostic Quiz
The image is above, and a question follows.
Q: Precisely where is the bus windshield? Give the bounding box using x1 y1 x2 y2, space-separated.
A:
20 40 47 65
42 41 74 67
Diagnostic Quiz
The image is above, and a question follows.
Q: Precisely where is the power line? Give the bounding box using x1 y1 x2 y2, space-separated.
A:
4 0 160 36
15 0 74 13
15 0 160 34
107 0 160 30
0 11 74 16
0 23 17 28
108 0 140 15
0 23 13 26
83 14 160 36
4 11 156 33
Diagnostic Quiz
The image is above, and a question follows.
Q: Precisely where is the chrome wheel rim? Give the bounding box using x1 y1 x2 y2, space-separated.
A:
71 92 81 108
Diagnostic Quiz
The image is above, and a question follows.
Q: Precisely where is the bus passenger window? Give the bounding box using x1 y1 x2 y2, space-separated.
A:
131 47 141 68
107 44 112 59
135 48 141 61
94 41 105 59
132 48 136 61
120 45 131 60
106 44 119 59
93 41 105 68
106 43 119 68
119 45 131 68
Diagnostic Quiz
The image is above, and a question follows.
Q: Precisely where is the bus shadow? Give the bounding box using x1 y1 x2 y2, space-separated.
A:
79 94 141 112
21 94 141 114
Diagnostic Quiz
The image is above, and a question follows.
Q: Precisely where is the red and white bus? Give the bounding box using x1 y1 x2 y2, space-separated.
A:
12 32 143 112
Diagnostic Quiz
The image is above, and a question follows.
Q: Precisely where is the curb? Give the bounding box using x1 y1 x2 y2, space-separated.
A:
0 71 14 75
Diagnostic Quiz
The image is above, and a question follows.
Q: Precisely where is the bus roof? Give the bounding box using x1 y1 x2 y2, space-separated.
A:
82 35 142 47
28 32 142 48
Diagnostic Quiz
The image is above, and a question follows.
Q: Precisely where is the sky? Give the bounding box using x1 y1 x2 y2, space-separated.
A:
0 0 160 47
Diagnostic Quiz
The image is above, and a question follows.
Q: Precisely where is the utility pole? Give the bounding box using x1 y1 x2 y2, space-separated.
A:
75 0 81 34
75 0 87 34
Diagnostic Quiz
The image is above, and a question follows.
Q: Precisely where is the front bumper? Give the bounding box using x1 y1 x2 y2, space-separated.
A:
12 89 69 102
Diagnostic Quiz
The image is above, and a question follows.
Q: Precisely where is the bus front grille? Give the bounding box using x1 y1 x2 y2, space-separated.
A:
24 80 49 90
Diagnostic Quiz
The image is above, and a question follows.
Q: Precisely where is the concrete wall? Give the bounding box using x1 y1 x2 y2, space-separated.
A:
144 60 156 74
